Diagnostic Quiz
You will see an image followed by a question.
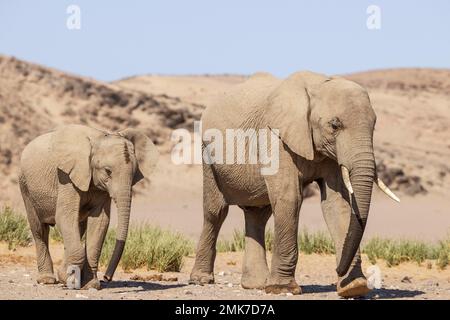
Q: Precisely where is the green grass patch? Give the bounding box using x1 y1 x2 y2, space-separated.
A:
0 206 448 270
49 226 63 243
217 228 335 255
0 206 31 250
298 229 336 255
216 229 245 252
217 228 449 269
100 224 194 272
362 236 450 268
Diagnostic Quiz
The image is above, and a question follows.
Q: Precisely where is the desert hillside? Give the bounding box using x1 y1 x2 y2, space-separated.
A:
116 69 450 197
0 55 204 202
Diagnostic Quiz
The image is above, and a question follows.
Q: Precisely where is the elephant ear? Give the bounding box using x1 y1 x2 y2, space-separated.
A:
265 73 314 160
52 126 93 192
118 128 159 184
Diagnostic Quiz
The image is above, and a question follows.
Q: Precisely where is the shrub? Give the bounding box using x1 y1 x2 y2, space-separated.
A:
217 228 336 255
298 229 335 255
100 224 193 272
0 206 31 249
216 230 245 252
362 236 450 268
49 226 63 243
216 228 449 270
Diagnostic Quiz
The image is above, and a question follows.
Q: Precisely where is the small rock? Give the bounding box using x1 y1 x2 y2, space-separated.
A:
88 288 98 292
401 276 412 283
164 276 178 282
75 294 88 299
23 274 30 277
426 280 439 287
218 271 225 276
184 290 193 295
227 283 233 288
286 293 293 296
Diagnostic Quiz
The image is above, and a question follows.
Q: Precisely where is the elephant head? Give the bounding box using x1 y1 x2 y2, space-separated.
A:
266 72 399 277
53 125 158 281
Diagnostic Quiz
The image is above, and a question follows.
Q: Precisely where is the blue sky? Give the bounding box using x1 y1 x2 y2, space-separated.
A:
1 1 449 81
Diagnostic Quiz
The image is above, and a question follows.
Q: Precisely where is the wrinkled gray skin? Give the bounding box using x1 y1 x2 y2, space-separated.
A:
19 124 158 289
190 71 382 297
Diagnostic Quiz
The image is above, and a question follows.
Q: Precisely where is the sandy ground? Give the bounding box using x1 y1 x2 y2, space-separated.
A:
0 243 448 300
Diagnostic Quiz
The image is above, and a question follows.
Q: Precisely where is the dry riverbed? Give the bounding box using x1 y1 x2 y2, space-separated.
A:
0 243 449 300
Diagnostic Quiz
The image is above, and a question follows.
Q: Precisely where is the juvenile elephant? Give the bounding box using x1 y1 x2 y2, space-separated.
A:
190 72 399 297
19 124 158 289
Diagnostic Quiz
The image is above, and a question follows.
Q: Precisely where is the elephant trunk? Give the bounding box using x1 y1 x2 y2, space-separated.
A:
103 186 132 282
336 142 375 277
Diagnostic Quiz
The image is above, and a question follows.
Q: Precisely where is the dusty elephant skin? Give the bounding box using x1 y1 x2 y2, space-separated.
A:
190 71 399 298
18 124 158 289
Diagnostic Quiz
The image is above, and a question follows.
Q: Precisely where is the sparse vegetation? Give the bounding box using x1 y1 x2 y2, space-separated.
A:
217 229 335 255
298 229 335 255
217 228 449 270
216 229 246 252
0 207 448 270
49 226 63 243
100 224 194 272
363 236 450 269
0 206 31 249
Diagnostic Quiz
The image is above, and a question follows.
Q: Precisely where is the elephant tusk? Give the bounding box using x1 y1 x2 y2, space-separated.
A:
341 165 354 195
375 177 401 203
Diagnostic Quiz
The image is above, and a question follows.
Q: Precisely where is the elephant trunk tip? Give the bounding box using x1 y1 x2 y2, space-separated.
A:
103 239 126 282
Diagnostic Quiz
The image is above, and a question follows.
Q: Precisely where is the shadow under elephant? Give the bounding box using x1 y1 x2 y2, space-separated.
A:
301 283 425 299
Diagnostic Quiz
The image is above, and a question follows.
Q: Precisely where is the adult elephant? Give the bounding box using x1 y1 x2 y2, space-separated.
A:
190 71 399 297
19 124 158 289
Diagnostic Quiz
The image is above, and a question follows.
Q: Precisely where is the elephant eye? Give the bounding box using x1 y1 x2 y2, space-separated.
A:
329 117 342 131
105 168 112 177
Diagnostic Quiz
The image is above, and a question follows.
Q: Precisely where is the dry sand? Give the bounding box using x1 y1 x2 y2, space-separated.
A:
0 243 449 300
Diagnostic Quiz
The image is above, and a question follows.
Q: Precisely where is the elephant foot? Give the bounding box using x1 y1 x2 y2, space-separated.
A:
189 271 214 285
56 268 68 285
241 272 268 290
37 274 57 285
265 279 302 295
337 277 370 298
82 278 101 290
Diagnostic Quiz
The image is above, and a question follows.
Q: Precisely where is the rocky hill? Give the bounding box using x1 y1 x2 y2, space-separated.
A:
116 70 450 197
0 55 204 201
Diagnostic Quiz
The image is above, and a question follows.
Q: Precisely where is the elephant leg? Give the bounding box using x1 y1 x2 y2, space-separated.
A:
54 182 85 285
241 205 271 289
20 183 56 284
190 164 229 285
264 171 302 294
82 200 111 290
318 175 370 298
79 219 87 240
